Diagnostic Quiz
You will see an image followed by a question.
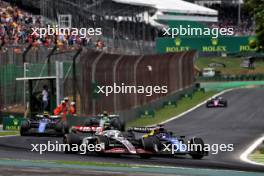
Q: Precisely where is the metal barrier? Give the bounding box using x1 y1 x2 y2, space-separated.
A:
78 49 197 115
1 46 197 118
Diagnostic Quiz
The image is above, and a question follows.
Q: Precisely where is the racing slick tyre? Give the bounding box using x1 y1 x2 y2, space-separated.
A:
63 133 81 154
55 121 69 135
62 122 70 134
141 136 161 152
96 135 110 151
223 101 228 107
189 137 205 159
20 121 30 136
110 118 125 131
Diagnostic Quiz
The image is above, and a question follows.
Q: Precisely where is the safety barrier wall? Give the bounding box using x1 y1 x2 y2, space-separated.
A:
1 46 196 117
79 49 197 115
0 46 76 109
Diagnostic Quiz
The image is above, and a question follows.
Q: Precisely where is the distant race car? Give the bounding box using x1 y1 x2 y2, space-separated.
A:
83 114 125 131
20 114 69 136
64 125 208 159
206 96 227 108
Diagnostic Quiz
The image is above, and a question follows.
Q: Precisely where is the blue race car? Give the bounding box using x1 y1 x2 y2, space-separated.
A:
20 113 69 136
126 126 208 159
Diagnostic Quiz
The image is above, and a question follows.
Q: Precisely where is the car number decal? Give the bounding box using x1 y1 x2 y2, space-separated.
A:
38 122 47 133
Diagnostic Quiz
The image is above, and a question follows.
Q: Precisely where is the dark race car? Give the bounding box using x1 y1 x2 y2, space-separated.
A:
126 126 208 159
206 96 227 108
20 114 69 136
83 114 125 131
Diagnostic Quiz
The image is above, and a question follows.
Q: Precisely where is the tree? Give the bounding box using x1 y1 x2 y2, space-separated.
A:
244 0 264 51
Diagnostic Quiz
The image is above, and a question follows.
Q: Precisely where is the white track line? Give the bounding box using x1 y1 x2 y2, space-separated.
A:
0 135 18 138
150 88 235 126
240 136 264 166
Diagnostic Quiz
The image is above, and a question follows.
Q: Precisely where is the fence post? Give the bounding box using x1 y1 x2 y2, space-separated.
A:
47 46 57 76
22 44 32 63
72 48 83 104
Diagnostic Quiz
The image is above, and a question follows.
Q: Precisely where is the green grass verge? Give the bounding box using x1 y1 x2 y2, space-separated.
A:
250 149 264 164
0 158 139 168
195 57 264 75
54 160 131 167
127 91 217 127
0 131 18 136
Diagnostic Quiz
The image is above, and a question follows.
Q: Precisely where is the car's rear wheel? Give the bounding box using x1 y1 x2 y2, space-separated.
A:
189 137 205 159
55 121 69 135
111 118 125 131
63 133 81 154
20 121 30 136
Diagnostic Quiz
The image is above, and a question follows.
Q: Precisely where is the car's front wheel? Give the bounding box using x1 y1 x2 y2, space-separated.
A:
63 133 81 154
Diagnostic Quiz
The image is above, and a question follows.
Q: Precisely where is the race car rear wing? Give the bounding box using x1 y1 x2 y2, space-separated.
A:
97 114 120 118
127 126 161 133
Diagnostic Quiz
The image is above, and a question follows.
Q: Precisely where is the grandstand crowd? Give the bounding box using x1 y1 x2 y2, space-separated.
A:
207 4 255 36
0 0 106 51
0 0 255 52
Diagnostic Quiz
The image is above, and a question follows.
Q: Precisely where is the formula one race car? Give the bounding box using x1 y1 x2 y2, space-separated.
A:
20 114 69 136
206 96 227 108
64 125 208 159
83 113 125 131
126 126 208 159
63 128 153 158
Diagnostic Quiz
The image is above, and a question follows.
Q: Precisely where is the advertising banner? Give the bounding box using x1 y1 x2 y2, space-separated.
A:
156 36 257 53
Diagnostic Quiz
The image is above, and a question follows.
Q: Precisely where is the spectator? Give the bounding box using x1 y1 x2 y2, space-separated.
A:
42 85 49 111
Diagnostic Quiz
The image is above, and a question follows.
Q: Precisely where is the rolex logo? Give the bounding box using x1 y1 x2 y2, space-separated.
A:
13 119 19 126
175 38 181 46
211 38 218 46
248 37 256 48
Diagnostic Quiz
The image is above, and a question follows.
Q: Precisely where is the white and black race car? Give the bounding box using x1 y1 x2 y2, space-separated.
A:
206 96 227 108
84 114 125 131
63 128 153 158
20 114 69 136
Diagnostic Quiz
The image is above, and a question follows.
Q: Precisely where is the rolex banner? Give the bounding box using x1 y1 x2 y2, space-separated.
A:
2 116 25 130
156 36 257 54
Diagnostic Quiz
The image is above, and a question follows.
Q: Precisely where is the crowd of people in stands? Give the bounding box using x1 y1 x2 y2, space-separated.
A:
0 0 255 52
0 0 106 51
207 4 255 36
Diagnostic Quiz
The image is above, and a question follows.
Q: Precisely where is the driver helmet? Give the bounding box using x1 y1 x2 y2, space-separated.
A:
43 111 50 118
64 97 69 102
103 111 108 117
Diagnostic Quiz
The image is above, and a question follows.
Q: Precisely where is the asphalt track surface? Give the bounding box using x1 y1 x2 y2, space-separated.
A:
0 88 264 173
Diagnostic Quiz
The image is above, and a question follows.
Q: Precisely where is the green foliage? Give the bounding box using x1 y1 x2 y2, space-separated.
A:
244 0 264 51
